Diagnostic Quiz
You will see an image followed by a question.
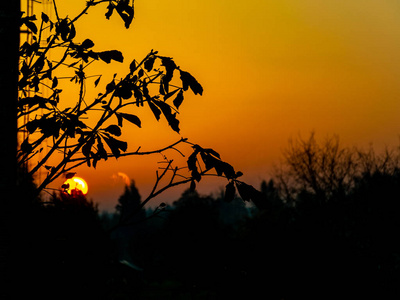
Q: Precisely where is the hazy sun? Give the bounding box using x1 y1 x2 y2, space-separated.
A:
63 177 88 195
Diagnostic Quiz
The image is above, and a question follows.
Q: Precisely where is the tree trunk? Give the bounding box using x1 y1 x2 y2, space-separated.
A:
0 1 20 298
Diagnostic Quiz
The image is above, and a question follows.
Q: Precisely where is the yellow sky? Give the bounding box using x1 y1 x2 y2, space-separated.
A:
28 0 400 210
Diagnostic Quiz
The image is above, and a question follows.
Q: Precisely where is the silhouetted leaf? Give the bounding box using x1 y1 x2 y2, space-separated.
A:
65 172 76 179
41 12 49 23
116 81 133 99
190 180 196 192
99 50 124 64
21 138 32 154
144 55 156 72
52 76 58 89
179 70 203 95
115 0 134 28
69 23 76 40
94 75 101 87
236 181 263 203
120 113 141 128
116 113 123 127
224 181 236 202
159 77 165 95
103 125 122 136
129 59 137 73
148 100 161 121
103 135 128 158
138 68 144 78
153 100 180 133
187 151 197 171
235 171 243 178
82 137 95 159
172 90 184 109
105 2 115 19
35 56 45 73
23 19 38 34
25 119 40 134
160 57 176 89
96 137 108 160
106 79 116 93
81 38 95 49
56 18 75 41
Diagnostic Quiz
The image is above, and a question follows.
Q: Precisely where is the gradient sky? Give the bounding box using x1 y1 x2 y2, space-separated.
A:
28 0 400 211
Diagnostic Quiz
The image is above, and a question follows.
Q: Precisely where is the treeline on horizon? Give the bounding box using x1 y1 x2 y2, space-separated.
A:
16 134 400 299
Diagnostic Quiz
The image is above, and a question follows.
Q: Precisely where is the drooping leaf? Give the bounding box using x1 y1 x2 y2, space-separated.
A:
97 138 108 160
179 70 203 95
160 57 176 84
25 119 40 134
120 113 141 128
82 137 95 159
41 12 49 23
235 171 243 178
236 181 263 204
94 75 101 87
159 77 165 95
105 2 115 19
187 151 198 171
99 50 124 64
129 59 137 73
103 124 122 136
138 68 144 78
52 76 58 89
21 138 32 154
190 180 196 192
116 113 123 127
153 100 180 133
172 90 184 109
224 181 236 202
115 0 134 28
106 79 116 93
23 19 38 34
144 55 156 72
216 161 236 179
68 22 76 40
148 100 161 121
187 148 201 182
103 135 128 159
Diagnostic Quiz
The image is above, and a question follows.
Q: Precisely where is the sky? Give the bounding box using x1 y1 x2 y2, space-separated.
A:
26 0 400 211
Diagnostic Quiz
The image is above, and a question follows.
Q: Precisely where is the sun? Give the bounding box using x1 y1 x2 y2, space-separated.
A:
62 177 88 195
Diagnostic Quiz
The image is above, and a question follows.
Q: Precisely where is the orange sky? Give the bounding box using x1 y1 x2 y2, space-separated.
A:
26 0 400 211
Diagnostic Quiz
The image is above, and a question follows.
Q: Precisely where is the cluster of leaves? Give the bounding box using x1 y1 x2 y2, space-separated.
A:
187 145 265 206
17 0 263 208
16 1 208 194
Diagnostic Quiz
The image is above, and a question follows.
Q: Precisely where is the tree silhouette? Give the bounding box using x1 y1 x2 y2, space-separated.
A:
1 1 265 297
13 0 261 212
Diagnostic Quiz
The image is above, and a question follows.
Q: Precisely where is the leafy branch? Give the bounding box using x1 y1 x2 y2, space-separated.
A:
18 0 264 210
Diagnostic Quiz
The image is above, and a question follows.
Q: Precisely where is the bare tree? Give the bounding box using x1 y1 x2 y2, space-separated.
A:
274 133 400 204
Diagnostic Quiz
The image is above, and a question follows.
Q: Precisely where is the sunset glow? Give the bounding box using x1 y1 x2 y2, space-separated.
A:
25 0 400 210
